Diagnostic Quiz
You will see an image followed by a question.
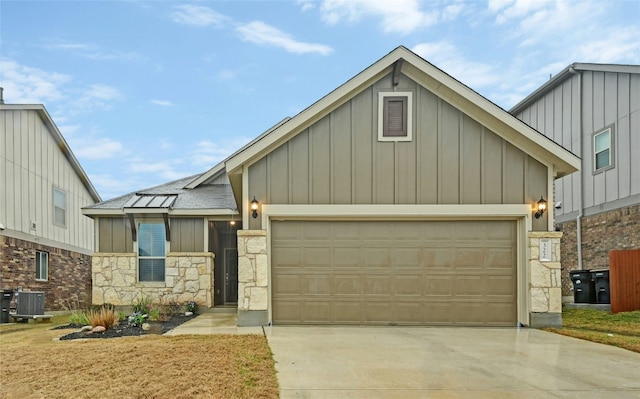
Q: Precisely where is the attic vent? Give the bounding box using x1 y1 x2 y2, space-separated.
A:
378 92 412 142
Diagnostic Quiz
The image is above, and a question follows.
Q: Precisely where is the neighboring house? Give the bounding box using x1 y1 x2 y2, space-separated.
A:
510 64 640 301
0 100 102 311
83 46 580 328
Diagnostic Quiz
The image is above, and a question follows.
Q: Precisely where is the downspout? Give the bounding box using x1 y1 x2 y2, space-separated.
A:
569 66 584 271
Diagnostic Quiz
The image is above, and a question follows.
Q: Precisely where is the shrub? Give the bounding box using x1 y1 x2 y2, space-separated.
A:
185 301 198 314
132 296 153 314
69 311 89 326
128 312 147 327
87 307 118 330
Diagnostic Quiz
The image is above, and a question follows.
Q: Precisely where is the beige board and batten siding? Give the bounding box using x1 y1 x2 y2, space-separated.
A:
0 107 96 253
272 219 517 326
98 217 133 253
248 72 548 225
513 70 640 221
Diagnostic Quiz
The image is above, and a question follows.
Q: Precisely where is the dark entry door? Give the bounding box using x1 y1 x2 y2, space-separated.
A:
225 248 238 303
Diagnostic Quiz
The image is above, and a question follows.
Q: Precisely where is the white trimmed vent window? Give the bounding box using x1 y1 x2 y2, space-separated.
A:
138 223 166 282
53 187 67 227
378 92 412 142
36 251 48 281
593 127 614 172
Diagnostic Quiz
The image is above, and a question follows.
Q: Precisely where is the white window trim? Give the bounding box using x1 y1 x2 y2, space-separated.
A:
592 125 615 174
53 187 67 228
378 91 413 142
35 251 48 281
136 220 169 283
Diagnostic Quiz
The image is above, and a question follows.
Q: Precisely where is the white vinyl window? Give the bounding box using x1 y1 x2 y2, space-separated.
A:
138 223 166 282
36 251 48 281
53 187 67 227
378 92 413 142
593 127 614 172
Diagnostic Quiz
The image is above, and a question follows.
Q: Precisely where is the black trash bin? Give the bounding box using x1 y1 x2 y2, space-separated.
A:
592 269 610 304
1 290 14 323
570 270 596 303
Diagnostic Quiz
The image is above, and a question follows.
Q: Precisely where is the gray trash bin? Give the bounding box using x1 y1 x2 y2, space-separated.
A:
592 269 610 304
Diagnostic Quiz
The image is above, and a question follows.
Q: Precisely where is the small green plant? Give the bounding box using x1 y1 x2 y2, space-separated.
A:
132 296 153 314
87 307 118 330
185 301 198 314
128 312 147 327
69 310 89 326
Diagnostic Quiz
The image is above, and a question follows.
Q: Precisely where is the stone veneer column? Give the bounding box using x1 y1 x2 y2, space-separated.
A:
528 231 563 328
237 230 268 326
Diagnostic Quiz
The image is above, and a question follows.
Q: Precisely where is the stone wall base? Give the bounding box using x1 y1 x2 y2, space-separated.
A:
530 312 562 328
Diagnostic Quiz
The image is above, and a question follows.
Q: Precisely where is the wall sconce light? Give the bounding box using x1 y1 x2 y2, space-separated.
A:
534 196 547 219
250 196 259 219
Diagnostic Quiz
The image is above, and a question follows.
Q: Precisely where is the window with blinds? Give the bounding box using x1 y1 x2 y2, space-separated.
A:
53 188 67 227
593 126 615 173
138 223 166 282
378 92 412 142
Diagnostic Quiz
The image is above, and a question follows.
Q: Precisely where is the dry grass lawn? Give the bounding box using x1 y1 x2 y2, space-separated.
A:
0 315 279 399
544 308 640 353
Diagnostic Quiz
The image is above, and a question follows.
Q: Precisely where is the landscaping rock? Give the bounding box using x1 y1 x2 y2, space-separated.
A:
142 323 151 331
92 326 106 333
80 325 93 332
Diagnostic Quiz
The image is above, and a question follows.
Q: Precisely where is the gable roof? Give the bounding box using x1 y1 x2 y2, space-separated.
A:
83 174 236 216
510 63 640 115
221 46 580 193
1 104 102 203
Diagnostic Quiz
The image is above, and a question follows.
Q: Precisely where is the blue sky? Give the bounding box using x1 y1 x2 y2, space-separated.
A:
1 0 639 201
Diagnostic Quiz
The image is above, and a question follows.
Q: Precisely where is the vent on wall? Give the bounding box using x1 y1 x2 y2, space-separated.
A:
30 221 37 230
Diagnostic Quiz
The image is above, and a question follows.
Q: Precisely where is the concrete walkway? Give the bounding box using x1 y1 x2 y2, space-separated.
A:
265 326 640 399
163 312 262 335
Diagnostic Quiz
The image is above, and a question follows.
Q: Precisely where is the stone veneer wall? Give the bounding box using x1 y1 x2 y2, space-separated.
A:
237 230 268 326
557 204 640 298
92 252 214 308
0 235 92 311
528 231 562 328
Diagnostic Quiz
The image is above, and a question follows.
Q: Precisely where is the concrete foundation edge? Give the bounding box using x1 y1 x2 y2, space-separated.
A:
237 310 268 327
530 312 562 328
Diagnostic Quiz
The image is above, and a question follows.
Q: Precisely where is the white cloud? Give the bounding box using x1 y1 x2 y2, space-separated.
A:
236 21 333 55
318 0 438 34
68 84 122 114
412 41 500 89
70 137 125 160
0 59 69 103
151 99 174 107
44 41 141 62
572 28 640 64
171 5 229 27
191 138 251 167
491 0 546 25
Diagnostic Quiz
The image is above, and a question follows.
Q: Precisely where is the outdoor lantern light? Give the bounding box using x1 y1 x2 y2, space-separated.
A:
251 196 259 219
534 196 547 219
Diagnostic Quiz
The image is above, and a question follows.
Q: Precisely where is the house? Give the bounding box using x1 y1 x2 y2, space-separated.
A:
510 64 640 301
83 46 580 328
0 98 102 311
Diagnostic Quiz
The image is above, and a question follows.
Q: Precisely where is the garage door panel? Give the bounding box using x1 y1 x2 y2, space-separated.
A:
272 220 517 326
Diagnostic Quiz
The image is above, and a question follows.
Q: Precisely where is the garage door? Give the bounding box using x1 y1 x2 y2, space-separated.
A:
271 220 517 326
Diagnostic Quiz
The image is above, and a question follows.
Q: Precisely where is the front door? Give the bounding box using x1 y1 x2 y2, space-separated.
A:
225 248 238 303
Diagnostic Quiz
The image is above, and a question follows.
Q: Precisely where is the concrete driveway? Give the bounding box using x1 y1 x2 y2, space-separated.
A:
265 326 640 398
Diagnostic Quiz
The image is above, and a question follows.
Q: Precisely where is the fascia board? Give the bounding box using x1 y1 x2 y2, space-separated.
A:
225 48 406 174
83 208 236 217
184 162 225 189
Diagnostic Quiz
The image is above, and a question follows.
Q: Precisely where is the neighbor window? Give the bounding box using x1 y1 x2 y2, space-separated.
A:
378 92 413 142
36 251 48 281
138 223 166 282
593 126 614 172
53 187 67 227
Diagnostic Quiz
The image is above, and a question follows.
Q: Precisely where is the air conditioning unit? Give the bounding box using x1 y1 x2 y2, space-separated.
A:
14 291 45 315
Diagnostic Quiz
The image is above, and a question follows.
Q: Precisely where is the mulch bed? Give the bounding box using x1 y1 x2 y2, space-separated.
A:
55 314 198 340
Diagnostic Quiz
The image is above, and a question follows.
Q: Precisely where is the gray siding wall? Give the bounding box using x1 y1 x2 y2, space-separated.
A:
248 73 548 225
97 217 204 253
0 109 96 251
171 218 204 252
514 71 640 219
98 217 133 253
